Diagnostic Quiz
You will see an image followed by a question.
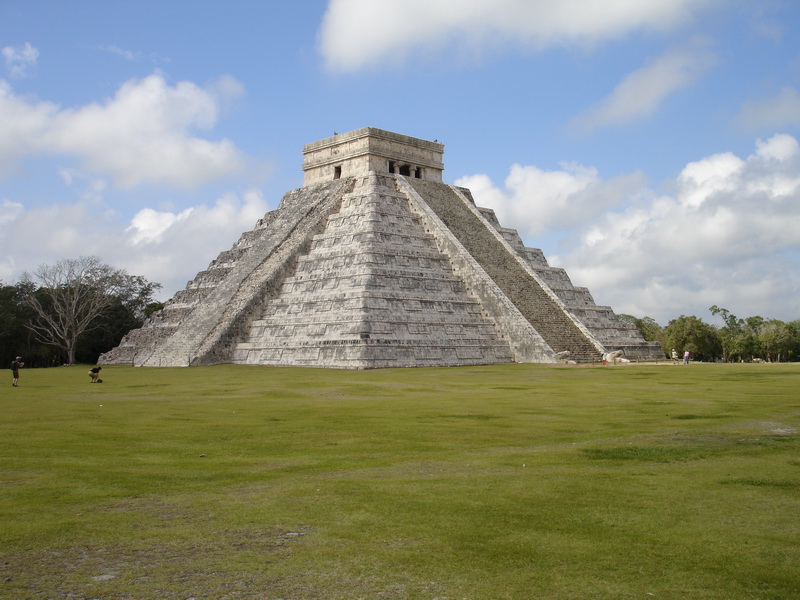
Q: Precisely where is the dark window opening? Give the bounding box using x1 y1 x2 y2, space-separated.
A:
388 161 395 174
399 164 411 176
414 167 422 179
334 165 342 179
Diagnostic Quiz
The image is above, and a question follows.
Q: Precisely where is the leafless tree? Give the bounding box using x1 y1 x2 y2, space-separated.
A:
21 256 147 365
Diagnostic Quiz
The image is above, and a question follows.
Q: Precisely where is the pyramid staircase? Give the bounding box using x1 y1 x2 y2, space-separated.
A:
231 172 525 368
404 179 604 363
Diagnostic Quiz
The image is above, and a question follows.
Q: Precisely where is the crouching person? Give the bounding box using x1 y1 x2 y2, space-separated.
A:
89 366 102 383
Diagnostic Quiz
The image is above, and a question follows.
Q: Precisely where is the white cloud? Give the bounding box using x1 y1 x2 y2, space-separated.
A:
126 207 194 245
570 39 716 132
0 190 271 298
0 73 248 187
736 87 800 131
0 80 58 176
318 0 711 72
464 134 800 323
2 42 39 78
456 163 648 237
0 199 24 228
98 44 141 61
118 189 270 294
676 151 743 208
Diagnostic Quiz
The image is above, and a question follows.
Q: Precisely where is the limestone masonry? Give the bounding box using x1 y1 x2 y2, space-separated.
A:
100 127 663 368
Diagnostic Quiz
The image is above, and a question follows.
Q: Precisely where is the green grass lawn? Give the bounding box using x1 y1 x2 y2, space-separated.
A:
1 362 798 599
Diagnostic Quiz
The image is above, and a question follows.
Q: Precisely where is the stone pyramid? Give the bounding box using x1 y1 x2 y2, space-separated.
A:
100 128 663 368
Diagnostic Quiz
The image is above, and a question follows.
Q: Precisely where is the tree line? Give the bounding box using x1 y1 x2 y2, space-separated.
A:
1 256 163 368
620 306 800 362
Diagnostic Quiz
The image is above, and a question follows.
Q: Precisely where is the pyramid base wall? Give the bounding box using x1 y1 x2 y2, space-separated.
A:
232 340 514 369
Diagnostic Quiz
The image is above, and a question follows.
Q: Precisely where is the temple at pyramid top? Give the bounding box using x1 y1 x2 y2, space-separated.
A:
302 127 445 185
100 127 663 368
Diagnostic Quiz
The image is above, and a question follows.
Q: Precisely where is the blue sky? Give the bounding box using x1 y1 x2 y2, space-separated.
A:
2 0 799 325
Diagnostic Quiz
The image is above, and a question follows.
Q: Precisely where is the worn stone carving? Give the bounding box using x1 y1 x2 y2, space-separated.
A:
100 128 663 368
606 349 629 363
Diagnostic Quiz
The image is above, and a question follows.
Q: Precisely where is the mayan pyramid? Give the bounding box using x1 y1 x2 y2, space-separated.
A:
100 127 663 368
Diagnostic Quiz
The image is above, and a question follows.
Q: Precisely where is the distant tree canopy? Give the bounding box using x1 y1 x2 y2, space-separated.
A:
618 314 663 342
622 307 799 363
661 315 722 362
3 256 161 366
708 305 799 363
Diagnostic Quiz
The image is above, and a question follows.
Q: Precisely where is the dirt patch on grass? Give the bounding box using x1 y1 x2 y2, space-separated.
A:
2 529 313 599
2 496 314 600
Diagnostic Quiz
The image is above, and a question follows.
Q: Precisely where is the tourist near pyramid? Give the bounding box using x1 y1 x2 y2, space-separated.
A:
100 128 663 368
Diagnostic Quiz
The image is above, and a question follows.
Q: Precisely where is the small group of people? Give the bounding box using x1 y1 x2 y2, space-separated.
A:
9 357 104 385
671 349 691 364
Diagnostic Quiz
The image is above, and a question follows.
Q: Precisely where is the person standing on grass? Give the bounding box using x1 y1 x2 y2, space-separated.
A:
10 356 23 387
683 350 690 365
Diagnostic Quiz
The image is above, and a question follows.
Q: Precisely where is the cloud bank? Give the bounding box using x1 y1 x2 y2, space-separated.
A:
0 67 268 296
0 72 247 187
0 189 270 299
457 134 800 323
318 0 711 71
